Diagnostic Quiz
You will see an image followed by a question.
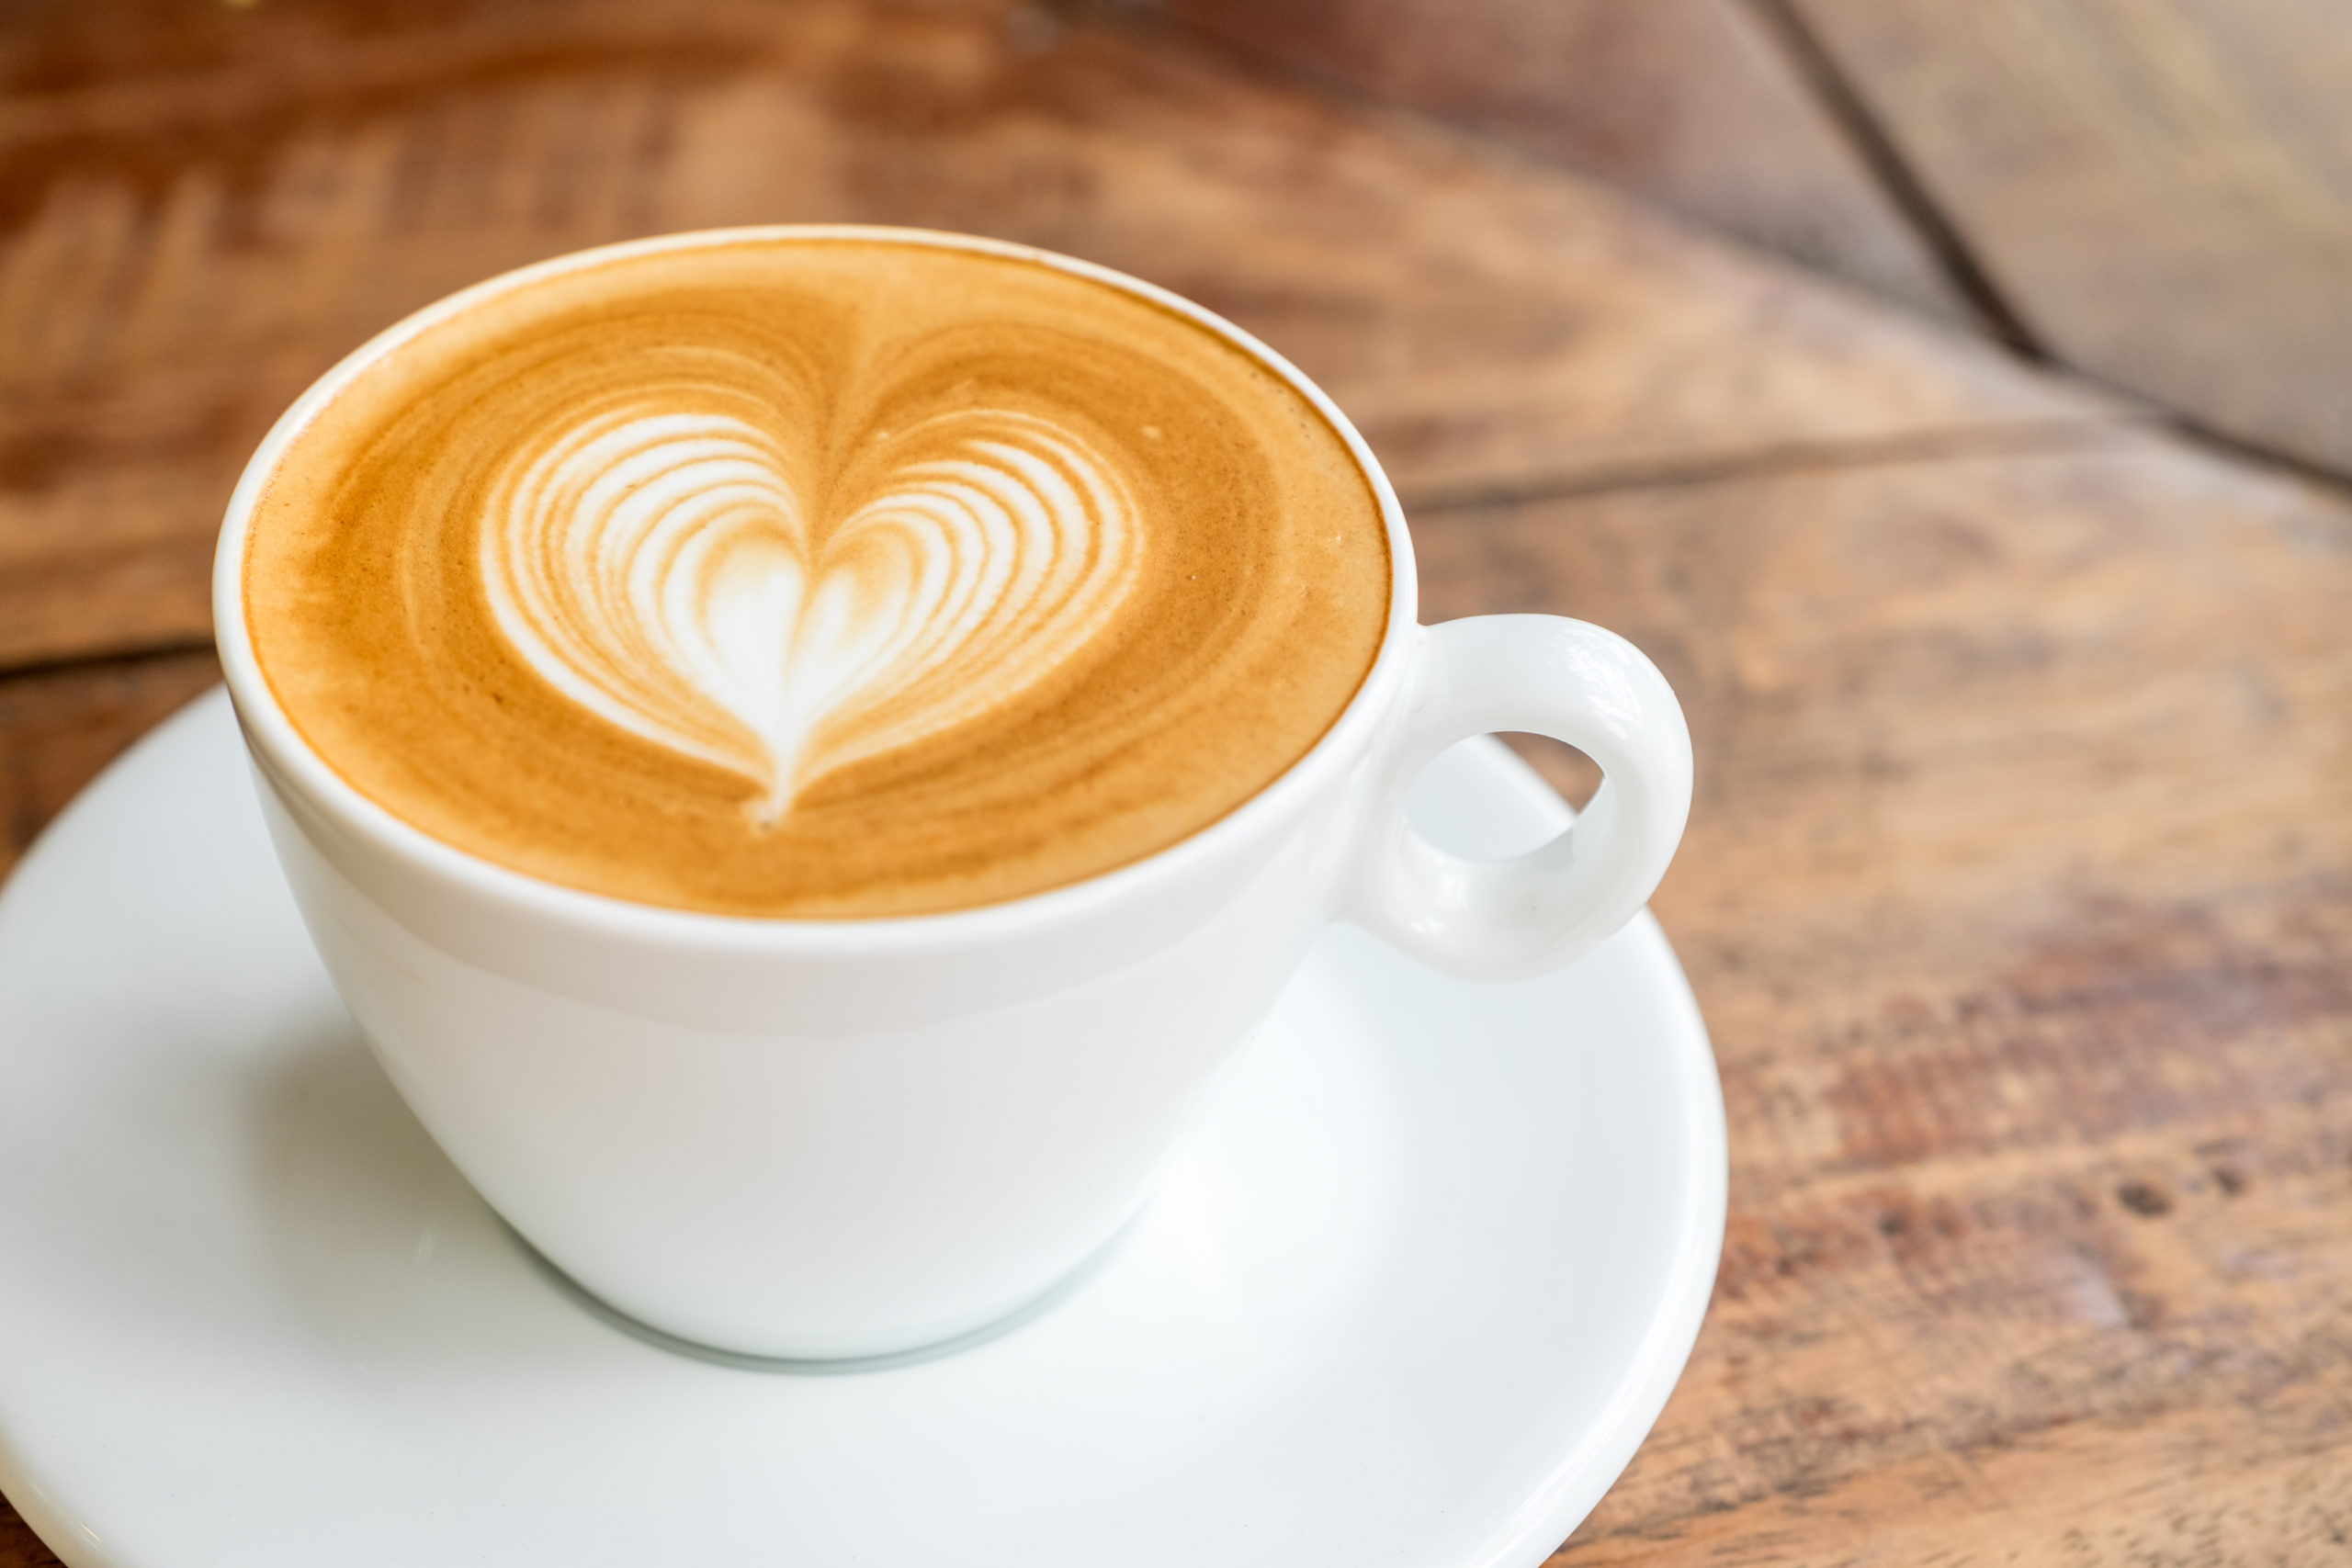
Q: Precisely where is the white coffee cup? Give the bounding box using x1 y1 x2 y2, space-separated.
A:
212 228 1692 1361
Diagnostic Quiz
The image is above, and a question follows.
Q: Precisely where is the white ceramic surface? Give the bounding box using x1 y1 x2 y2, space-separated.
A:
211 227 1695 1359
0 691 1724 1568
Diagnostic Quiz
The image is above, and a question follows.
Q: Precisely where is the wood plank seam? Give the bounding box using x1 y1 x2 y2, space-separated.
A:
1134 0 1982 326
1784 0 2352 482
1124 0 2352 506
2141 408 2352 501
0 636 221 685
1743 0 2047 358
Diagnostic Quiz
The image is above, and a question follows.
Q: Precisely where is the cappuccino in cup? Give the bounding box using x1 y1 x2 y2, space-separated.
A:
241 236 1390 918
216 228 1691 1359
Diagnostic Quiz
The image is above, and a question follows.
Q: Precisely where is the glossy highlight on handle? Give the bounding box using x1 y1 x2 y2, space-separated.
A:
1346 615 1693 981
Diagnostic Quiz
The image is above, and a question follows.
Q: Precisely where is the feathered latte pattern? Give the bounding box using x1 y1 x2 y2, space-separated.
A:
482 401 1136 819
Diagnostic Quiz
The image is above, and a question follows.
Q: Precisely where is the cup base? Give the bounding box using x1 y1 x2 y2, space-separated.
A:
507 1213 1145 1370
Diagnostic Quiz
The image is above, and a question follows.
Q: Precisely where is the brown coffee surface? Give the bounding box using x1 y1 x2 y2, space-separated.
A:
243 234 1389 917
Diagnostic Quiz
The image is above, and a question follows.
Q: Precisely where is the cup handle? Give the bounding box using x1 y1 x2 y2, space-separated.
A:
1343 615 1693 981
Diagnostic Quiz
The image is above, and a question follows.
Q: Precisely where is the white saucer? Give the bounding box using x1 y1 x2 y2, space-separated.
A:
0 690 1723 1568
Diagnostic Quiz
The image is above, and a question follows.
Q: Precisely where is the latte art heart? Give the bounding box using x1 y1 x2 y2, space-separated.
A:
482 406 1140 818
245 235 1390 916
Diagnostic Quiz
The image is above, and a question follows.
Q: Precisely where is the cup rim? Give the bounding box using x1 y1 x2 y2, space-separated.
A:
211 224 1419 953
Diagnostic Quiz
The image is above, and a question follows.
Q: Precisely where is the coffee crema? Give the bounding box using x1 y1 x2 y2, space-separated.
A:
243 234 1390 917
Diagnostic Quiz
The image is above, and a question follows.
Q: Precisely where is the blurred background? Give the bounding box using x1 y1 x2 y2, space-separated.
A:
2 3 2348 1563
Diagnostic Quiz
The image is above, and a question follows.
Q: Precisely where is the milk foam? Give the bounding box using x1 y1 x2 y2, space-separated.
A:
482 403 1138 819
242 234 1389 917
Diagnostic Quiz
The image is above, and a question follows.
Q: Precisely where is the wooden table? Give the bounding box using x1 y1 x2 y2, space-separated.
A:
4 2 2347 1561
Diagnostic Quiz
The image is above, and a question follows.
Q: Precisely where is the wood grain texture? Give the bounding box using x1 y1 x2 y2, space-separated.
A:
0 1506 58 1568
1794 0 2352 475
1153 0 1976 326
1414 433 2352 1562
0 0 2120 672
